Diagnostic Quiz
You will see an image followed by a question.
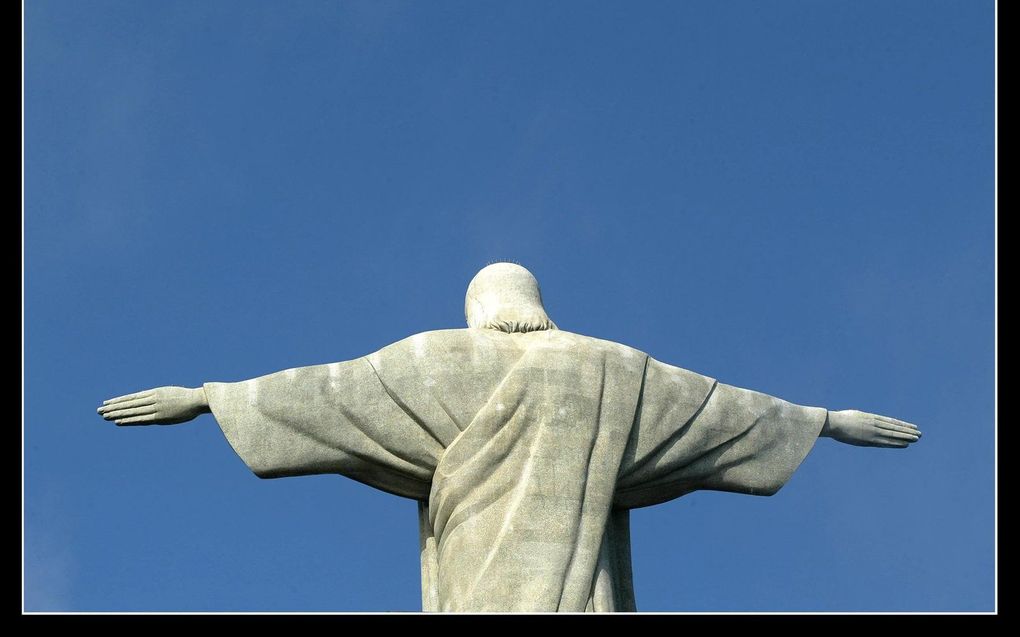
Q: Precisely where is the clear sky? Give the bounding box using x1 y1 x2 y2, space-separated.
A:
25 0 994 612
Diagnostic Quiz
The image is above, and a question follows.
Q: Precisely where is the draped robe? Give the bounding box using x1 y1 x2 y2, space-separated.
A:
203 328 825 612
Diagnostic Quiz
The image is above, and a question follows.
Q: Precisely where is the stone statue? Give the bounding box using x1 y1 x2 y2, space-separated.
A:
97 263 920 612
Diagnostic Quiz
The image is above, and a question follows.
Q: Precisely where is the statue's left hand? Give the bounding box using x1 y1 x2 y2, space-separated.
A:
97 386 209 426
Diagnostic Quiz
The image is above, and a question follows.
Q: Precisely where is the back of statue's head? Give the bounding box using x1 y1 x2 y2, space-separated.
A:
465 262 557 334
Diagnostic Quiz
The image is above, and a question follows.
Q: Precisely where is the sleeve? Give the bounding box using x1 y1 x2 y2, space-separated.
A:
203 357 446 500
614 358 826 508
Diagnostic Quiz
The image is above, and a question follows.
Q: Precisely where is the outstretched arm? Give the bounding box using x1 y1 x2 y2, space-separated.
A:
615 357 924 508
98 386 210 425
97 358 448 500
820 409 921 448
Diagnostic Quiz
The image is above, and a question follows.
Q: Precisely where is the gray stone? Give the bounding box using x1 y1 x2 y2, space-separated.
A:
98 262 921 612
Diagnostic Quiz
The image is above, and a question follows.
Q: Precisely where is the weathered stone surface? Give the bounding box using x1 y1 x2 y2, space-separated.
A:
98 262 921 612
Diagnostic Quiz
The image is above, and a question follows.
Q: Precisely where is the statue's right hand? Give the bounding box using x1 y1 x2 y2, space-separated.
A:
97 386 209 426
822 409 921 448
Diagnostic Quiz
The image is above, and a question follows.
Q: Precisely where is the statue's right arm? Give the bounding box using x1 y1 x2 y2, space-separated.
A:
97 386 210 425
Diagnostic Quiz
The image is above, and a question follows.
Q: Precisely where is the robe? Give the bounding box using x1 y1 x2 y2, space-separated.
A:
203 328 826 612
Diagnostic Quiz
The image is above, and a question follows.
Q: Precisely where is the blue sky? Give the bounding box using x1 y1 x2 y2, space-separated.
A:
25 1 994 612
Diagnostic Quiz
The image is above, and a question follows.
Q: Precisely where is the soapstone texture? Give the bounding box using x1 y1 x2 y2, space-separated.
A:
99 263 921 612
203 265 826 612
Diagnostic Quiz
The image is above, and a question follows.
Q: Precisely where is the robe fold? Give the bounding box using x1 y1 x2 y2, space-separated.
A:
204 328 825 612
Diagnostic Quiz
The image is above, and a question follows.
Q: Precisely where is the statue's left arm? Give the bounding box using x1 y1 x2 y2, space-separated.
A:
98 358 447 500
614 358 920 509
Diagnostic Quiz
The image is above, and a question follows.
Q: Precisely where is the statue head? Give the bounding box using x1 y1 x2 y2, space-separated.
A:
465 263 557 334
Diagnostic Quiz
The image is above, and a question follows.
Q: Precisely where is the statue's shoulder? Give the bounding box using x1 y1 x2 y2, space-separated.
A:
373 328 521 356
524 329 650 359
531 331 714 383
376 328 651 360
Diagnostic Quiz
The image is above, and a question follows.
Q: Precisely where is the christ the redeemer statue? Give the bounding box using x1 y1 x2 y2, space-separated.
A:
98 263 920 612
